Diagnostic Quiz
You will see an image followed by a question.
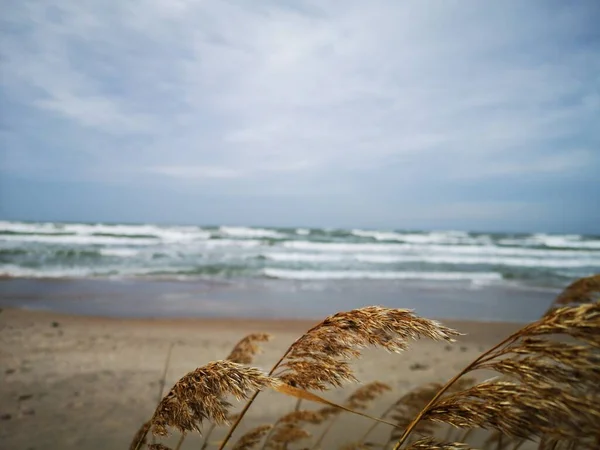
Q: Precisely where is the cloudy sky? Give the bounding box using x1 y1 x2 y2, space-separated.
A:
1 0 599 233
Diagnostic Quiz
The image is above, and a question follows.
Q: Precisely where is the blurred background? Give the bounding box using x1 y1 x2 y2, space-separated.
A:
1 2 599 449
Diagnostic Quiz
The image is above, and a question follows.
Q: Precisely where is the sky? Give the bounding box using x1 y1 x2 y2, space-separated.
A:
1 1 599 234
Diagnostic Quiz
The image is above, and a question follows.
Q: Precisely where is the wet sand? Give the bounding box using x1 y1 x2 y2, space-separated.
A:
0 277 555 322
0 307 531 450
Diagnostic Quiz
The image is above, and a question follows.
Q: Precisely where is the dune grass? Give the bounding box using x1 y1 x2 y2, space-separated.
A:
131 274 600 450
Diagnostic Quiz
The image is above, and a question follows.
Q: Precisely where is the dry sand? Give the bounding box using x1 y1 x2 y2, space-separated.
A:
0 307 527 450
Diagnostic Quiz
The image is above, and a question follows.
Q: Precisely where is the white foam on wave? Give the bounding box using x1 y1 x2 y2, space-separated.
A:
422 244 598 258
499 234 600 250
351 229 486 245
0 221 211 242
357 254 599 268
99 248 141 257
295 228 311 235
62 223 210 241
263 252 599 268
0 234 158 246
264 252 344 262
219 226 285 239
0 263 203 279
351 229 406 241
202 239 263 249
281 240 597 258
0 264 97 278
284 240 405 252
263 268 502 281
0 221 64 235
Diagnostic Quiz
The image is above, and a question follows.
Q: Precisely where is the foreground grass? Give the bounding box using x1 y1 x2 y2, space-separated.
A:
131 275 600 450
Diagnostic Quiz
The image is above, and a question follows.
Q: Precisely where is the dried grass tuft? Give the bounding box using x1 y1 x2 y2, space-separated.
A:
387 378 475 443
346 381 392 411
151 360 279 437
312 406 339 424
404 437 473 449
388 382 444 439
276 306 459 391
266 423 311 449
147 444 172 450
260 409 326 450
478 354 599 389
278 410 326 425
522 302 600 346
393 300 600 449
227 333 272 365
232 424 273 450
423 380 600 439
220 307 458 449
546 274 600 312
132 277 600 450
199 333 272 450
505 337 599 365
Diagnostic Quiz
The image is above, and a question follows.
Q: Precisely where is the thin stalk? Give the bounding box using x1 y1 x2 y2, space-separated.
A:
357 401 396 444
153 343 175 445
260 398 303 450
391 331 523 449
218 319 327 450
459 428 473 444
134 342 176 450
217 347 295 449
157 343 175 403
443 425 454 442
200 423 216 450
311 414 340 449
512 440 526 450
175 432 186 450
259 418 282 450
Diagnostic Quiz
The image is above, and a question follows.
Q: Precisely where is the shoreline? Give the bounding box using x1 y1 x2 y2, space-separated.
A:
0 305 529 338
0 277 557 323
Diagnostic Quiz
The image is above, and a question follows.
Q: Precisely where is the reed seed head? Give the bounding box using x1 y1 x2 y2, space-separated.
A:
151 360 279 437
388 378 475 443
232 424 273 450
524 302 600 346
278 410 326 425
277 307 459 391
227 333 272 365
547 274 600 312
423 380 600 440
404 437 473 449
479 355 600 389
267 423 311 448
346 381 392 410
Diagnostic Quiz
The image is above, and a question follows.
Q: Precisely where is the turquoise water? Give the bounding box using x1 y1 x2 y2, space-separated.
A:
1 221 599 289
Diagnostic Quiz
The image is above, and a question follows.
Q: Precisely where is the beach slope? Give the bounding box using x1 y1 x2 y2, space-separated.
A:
0 308 524 449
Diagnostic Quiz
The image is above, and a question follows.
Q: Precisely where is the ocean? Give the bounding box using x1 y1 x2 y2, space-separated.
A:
1 220 598 288
1 220 598 321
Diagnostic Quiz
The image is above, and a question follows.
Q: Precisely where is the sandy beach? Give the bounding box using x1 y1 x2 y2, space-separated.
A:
0 306 530 450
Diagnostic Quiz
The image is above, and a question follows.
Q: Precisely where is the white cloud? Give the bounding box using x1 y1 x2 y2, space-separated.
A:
408 201 544 222
145 165 242 179
450 149 597 180
1 0 599 184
